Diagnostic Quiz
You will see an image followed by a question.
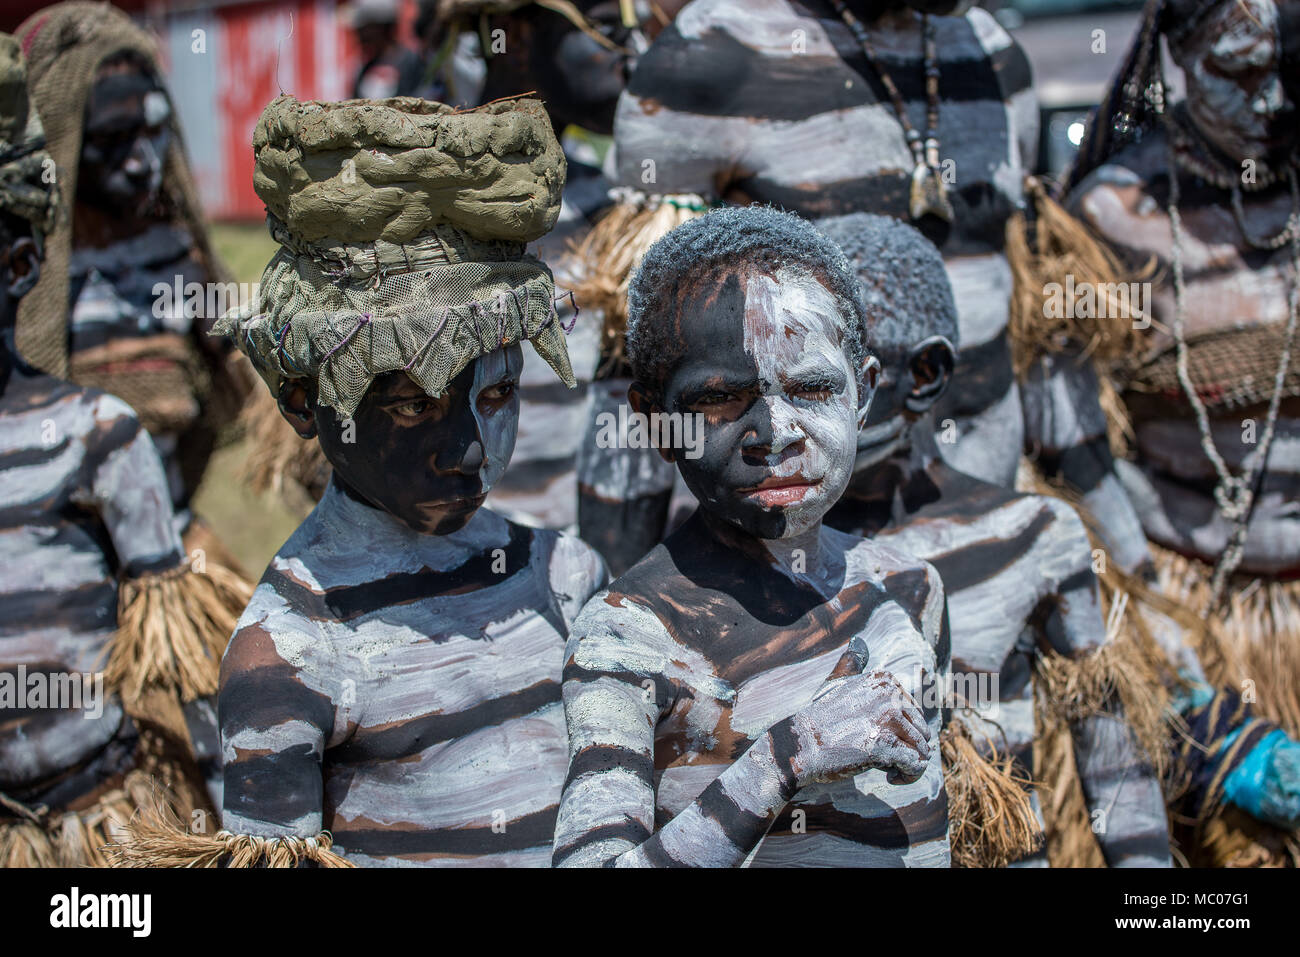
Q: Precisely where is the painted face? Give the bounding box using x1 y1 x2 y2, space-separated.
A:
661 268 873 540
853 344 911 472
314 345 522 535
79 61 172 218
1176 0 1295 161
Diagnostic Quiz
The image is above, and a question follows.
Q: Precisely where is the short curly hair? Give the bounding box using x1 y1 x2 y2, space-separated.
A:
816 213 958 356
625 205 868 396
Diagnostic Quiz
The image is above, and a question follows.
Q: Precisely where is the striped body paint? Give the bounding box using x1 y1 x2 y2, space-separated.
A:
67 225 208 520
611 0 1037 486
1069 129 1300 576
830 422 1172 866
557 254 948 867
221 339 607 864
0 365 194 806
489 158 606 531
554 519 949 867
219 485 606 865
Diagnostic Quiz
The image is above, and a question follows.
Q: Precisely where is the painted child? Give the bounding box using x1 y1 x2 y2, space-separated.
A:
15 3 252 563
554 206 948 867
121 94 606 867
0 34 245 867
819 213 1172 867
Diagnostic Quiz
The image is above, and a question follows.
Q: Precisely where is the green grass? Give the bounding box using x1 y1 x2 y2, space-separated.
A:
190 222 305 577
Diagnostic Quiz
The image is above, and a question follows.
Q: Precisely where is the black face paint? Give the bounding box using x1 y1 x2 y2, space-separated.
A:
312 348 521 536
659 269 863 541
79 70 171 217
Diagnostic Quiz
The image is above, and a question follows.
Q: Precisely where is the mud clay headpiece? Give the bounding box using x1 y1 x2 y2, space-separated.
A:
0 33 58 244
217 94 576 418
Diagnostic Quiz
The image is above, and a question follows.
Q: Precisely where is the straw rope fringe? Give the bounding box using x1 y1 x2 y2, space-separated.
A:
941 720 1044 867
569 190 710 375
107 563 253 712
110 797 353 868
0 740 207 869
1151 544 1300 740
1006 177 1154 378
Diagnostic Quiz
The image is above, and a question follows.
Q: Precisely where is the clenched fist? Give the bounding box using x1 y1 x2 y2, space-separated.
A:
780 639 931 788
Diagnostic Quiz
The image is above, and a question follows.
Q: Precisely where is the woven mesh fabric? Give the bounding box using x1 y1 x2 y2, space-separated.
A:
1123 323 1300 413
217 230 575 418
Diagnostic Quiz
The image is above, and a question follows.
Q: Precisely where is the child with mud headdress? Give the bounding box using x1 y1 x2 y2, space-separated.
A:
119 94 606 867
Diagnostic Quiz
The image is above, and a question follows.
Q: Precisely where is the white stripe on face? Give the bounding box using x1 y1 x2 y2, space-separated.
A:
738 269 861 536
471 344 524 494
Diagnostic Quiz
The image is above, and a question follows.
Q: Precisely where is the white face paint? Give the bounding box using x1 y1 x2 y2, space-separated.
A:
470 343 523 495
667 267 876 540
1180 0 1292 161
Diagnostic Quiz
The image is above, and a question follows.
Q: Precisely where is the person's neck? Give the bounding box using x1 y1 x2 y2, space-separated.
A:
696 505 842 597
844 414 951 530
320 475 505 569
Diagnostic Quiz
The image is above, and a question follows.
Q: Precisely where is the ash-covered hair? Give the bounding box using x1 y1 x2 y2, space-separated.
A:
626 205 868 395
817 213 958 355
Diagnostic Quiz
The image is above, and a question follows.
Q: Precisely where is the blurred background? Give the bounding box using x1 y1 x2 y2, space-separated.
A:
0 0 1158 571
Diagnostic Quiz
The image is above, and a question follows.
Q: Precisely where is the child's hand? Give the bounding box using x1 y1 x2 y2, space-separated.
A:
781 640 931 788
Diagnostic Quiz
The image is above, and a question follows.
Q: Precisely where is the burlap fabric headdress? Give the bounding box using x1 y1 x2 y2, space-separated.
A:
14 1 225 379
0 34 58 244
218 94 575 418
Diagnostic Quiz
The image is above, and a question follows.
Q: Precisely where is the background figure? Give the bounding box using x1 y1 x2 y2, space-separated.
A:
422 0 684 530
572 0 1052 575
0 32 246 867
1057 0 1300 864
348 0 425 99
15 2 251 566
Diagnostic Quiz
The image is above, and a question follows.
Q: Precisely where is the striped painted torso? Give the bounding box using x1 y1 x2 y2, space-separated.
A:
831 466 1170 865
0 370 182 802
614 0 1037 486
218 482 606 866
1071 131 1300 575
557 515 950 867
67 223 209 515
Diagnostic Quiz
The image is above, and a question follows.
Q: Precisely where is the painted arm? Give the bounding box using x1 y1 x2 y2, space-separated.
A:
218 605 337 843
1021 353 1152 576
84 395 225 808
553 595 931 867
83 394 185 576
1040 501 1171 867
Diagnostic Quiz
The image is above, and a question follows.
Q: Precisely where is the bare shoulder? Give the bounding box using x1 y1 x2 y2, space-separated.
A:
835 526 938 583
1068 134 1166 231
570 542 678 642
529 525 610 623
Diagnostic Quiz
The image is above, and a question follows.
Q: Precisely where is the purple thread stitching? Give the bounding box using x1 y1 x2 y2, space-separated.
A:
402 306 451 371
321 312 371 365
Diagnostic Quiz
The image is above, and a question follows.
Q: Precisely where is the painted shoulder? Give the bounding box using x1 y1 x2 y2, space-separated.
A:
1067 131 1166 218
835 525 937 581
570 541 677 643
527 524 610 625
